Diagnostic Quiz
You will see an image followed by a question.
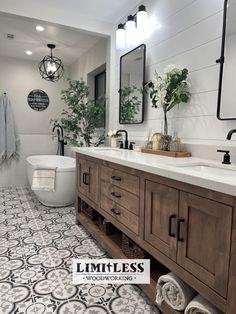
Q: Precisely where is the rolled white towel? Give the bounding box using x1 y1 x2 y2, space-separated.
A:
184 295 221 314
156 272 196 310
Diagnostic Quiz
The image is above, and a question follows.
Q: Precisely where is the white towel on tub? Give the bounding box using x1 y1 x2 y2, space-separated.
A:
184 295 221 314
31 168 56 192
156 272 196 310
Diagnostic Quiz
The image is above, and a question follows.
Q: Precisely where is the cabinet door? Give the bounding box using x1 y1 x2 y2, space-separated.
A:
77 158 88 196
177 192 232 297
144 180 178 261
87 161 99 204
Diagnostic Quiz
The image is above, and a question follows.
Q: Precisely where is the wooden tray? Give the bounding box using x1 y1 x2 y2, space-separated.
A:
141 148 191 158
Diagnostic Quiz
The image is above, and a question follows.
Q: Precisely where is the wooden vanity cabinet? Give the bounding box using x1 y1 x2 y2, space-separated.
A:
145 180 232 298
145 180 179 262
77 156 99 205
76 153 236 314
177 192 232 298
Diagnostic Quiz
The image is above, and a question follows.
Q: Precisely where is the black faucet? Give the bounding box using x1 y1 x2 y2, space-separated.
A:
52 124 66 156
227 129 236 140
116 130 129 149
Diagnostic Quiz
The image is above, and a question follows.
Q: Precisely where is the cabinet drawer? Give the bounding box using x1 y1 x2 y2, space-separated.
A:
101 180 139 215
101 165 139 195
100 194 139 235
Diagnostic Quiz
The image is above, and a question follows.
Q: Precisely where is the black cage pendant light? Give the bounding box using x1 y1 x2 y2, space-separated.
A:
39 44 64 82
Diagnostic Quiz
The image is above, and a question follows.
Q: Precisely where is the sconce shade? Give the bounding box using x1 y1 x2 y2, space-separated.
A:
116 23 126 50
39 44 64 82
116 4 149 49
126 15 136 45
137 5 148 30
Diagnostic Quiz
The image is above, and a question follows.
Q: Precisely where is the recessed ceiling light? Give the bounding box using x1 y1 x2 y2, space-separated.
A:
36 25 45 32
26 50 33 55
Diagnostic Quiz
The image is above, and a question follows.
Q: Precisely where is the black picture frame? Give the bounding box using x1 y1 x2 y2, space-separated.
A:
216 0 235 120
119 44 146 124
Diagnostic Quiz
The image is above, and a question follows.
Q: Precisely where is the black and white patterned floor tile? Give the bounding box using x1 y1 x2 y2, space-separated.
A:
0 186 159 314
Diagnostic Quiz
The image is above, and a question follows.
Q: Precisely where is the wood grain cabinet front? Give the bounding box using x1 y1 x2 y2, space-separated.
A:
77 157 99 205
177 192 232 298
144 180 179 262
144 179 233 298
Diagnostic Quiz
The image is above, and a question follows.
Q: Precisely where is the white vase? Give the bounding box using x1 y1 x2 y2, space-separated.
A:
110 137 118 148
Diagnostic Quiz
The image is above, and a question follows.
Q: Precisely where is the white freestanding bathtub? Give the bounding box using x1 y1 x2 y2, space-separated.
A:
26 155 76 207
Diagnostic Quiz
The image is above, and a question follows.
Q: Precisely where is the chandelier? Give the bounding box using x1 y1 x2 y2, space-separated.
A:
39 44 64 82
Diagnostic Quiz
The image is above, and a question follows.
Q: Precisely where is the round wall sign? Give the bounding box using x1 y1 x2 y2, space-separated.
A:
27 89 49 111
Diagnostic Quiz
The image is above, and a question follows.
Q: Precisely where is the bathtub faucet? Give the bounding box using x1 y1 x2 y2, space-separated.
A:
52 124 67 156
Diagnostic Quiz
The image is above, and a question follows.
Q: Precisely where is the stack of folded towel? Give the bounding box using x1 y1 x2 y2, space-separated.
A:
156 272 221 313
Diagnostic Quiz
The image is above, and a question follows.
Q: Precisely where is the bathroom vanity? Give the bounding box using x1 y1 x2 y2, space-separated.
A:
73 147 236 314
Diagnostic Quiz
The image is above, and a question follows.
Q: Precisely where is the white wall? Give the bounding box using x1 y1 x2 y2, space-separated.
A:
0 56 67 187
70 38 107 81
111 0 236 159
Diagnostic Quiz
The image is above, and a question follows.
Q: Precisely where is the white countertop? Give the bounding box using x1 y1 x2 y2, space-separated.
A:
71 147 236 197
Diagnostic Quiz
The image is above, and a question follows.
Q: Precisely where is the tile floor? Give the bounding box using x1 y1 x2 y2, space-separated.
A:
0 187 159 314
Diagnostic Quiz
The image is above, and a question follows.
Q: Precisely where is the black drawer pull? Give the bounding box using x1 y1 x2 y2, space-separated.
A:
111 192 121 198
111 175 122 181
110 208 121 215
177 219 185 242
83 172 89 185
168 214 176 237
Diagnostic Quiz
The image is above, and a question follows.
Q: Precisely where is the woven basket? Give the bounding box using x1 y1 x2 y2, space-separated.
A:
98 216 115 235
81 201 98 220
121 234 145 259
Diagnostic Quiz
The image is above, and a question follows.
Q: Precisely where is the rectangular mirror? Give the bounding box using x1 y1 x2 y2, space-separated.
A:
119 44 146 124
217 0 236 120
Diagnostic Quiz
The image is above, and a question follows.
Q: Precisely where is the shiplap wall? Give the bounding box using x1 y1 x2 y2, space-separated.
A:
111 0 236 155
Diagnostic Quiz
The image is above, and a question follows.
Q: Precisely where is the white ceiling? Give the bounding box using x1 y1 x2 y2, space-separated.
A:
0 13 104 66
0 0 141 66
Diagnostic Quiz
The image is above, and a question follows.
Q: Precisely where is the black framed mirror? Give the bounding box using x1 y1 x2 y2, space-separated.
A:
119 44 146 124
217 0 236 120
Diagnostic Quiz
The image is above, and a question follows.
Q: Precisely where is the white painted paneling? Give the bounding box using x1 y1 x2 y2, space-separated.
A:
111 0 236 156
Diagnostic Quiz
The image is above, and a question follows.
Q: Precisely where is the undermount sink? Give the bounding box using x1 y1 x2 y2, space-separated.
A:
90 147 123 154
173 162 236 178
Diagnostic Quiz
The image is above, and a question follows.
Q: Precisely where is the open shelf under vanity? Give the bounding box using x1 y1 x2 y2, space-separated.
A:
76 209 184 314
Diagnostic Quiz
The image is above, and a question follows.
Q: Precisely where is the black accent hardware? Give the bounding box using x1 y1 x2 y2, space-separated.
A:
177 219 185 242
111 208 121 215
82 173 86 185
129 142 135 150
83 173 89 185
216 57 224 64
227 129 236 140
52 124 67 156
111 175 122 181
116 130 129 149
119 141 124 149
168 214 176 237
111 192 121 198
217 150 231 164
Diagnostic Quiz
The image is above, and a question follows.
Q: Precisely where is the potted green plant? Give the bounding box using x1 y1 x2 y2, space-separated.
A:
107 130 121 147
147 65 191 150
51 79 105 147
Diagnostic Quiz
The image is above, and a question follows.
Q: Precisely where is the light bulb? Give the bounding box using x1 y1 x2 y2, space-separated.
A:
116 24 126 50
36 25 45 32
126 15 136 46
47 61 56 75
137 5 148 30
